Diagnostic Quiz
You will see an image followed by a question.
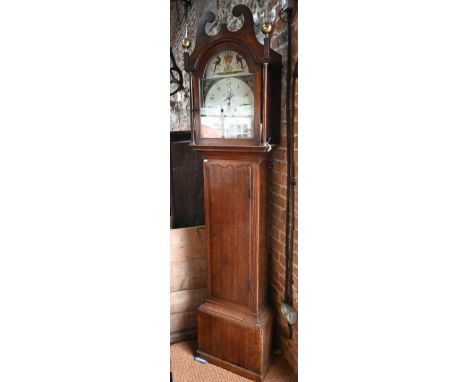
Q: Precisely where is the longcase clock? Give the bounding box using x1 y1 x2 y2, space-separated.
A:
184 5 282 381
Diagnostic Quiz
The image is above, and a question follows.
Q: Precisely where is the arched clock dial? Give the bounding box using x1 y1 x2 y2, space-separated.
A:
205 78 253 110
200 50 255 139
202 77 254 139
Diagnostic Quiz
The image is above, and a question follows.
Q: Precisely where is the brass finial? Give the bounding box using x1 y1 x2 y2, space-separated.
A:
181 37 191 49
261 22 273 36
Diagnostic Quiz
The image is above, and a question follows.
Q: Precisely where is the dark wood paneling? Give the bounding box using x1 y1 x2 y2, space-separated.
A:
170 136 204 228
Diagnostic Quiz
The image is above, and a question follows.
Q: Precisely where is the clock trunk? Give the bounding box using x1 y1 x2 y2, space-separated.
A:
195 150 272 381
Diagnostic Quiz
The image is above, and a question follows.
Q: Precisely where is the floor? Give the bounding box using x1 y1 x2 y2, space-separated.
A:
170 340 297 382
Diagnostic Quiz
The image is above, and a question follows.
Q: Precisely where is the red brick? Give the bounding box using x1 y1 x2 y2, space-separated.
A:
271 248 281 263
272 256 286 274
270 237 284 252
292 264 298 278
279 231 286 244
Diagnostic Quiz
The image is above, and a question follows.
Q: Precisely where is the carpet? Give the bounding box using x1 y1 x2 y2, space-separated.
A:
170 340 297 382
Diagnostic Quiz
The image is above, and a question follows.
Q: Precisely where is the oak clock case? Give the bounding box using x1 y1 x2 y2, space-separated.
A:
184 5 282 382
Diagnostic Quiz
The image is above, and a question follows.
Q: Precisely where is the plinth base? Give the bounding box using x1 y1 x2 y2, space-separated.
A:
197 301 273 381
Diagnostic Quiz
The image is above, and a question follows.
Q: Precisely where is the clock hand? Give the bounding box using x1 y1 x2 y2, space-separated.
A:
223 91 233 102
224 91 234 107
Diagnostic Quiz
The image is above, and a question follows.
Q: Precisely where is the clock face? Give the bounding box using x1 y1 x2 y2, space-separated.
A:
200 50 255 139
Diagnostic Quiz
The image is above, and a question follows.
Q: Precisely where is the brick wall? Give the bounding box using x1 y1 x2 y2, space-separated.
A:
170 0 298 373
267 5 298 372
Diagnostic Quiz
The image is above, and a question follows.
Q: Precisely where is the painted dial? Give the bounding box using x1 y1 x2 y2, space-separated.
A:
201 77 254 139
200 50 255 139
205 77 253 112
204 50 249 79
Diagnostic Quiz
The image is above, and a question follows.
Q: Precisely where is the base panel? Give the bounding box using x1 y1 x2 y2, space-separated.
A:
197 302 273 380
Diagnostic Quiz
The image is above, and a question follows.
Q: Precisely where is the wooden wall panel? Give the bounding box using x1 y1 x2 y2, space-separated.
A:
170 226 207 343
170 258 206 292
170 225 205 262
170 311 198 333
170 289 207 314
170 136 205 229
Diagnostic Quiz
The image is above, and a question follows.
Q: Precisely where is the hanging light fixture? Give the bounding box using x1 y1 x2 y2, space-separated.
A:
253 1 278 38
180 0 191 50
169 0 192 96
